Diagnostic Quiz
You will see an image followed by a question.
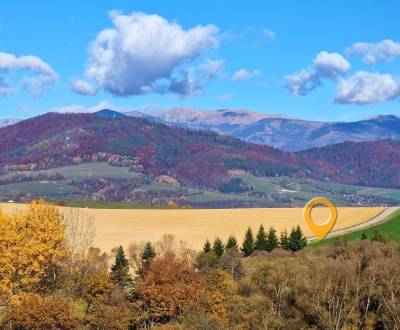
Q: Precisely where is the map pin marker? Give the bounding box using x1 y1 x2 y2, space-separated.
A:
303 197 337 241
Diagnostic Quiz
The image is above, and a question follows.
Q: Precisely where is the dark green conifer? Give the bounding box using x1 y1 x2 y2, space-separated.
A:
203 239 212 253
226 235 238 251
241 227 255 257
110 246 131 287
255 224 268 251
212 237 225 258
266 227 279 252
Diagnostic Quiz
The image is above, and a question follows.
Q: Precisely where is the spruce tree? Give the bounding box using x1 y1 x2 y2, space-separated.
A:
141 241 156 267
255 224 268 251
226 235 238 251
203 239 212 253
288 225 307 252
266 227 279 252
241 227 255 257
280 230 290 250
212 237 225 258
110 246 131 287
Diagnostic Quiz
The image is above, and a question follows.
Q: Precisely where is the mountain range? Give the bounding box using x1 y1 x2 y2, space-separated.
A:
0 110 399 189
135 108 400 152
1 108 399 152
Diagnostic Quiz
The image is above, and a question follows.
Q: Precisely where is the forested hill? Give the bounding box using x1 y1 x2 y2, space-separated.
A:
299 140 400 188
0 112 306 188
0 112 399 188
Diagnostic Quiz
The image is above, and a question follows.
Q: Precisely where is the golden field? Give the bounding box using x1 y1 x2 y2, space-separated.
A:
0 203 385 252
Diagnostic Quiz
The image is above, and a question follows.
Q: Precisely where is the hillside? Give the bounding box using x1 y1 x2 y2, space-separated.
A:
0 112 399 206
299 140 400 188
0 112 305 188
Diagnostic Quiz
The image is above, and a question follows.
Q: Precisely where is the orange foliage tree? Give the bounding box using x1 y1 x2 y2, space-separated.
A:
132 254 204 328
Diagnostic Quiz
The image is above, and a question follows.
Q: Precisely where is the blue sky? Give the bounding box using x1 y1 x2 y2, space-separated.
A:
0 1 399 121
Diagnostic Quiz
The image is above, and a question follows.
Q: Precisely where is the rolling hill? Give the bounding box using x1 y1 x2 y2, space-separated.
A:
0 111 399 206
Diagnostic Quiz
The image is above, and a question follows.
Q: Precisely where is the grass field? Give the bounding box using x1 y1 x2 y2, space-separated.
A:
310 209 400 247
0 203 384 252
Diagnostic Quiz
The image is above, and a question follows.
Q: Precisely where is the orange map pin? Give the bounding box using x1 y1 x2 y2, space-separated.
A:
303 197 337 241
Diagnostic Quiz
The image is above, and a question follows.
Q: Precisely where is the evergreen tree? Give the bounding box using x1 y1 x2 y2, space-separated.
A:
226 235 238 251
110 246 131 287
280 229 290 250
241 227 255 257
288 226 307 252
212 238 225 258
255 224 268 251
203 239 212 253
141 241 156 267
266 227 279 252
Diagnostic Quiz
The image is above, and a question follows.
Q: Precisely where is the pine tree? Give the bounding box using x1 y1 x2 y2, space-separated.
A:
203 239 212 253
141 241 156 267
280 229 290 250
241 227 255 257
288 225 307 252
212 238 225 258
255 224 268 251
266 227 279 252
111 246 131 287
226 235 238 251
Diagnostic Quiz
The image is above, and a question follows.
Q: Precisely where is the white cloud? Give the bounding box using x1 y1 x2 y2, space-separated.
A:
50 100 116 113
232 68 261 81
262 29 276 41
70 79 97 96
0 51 58 96
284 51 351 96
85 11 219 97
335 71 400 105
347 39 400 64
198 59 223 79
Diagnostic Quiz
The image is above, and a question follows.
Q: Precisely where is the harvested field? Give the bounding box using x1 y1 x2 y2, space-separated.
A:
0 203 385 252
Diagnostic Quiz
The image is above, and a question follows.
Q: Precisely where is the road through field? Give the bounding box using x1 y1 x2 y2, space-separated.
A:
319 206 400 241
0 203 386 252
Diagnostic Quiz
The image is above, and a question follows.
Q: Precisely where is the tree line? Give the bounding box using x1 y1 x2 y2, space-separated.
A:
0 200 399 329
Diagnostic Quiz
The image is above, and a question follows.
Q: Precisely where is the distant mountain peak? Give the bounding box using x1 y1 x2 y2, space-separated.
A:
95 109 126 118
151 108 291 126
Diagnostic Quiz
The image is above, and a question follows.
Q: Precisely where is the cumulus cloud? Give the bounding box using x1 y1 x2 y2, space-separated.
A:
232 68 261 81
0 51 58 96
347 39 400 64
335 71 400 105
85 11 219 97
284 51 351 96
70 79 97 96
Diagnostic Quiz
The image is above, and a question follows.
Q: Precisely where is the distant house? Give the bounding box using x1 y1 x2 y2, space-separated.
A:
8 200 14 203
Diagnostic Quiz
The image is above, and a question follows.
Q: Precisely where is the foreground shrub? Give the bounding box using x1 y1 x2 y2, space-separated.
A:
5 293 79 330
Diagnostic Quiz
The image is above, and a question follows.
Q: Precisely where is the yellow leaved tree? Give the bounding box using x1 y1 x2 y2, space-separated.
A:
0 199 66 296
